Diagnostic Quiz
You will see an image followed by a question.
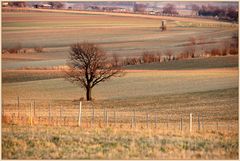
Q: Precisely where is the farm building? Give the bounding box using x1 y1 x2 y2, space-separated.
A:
33 4 52 9
2 2 9 7
86 6 100 11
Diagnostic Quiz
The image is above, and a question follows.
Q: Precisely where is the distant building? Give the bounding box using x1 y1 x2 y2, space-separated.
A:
86 6 100 11
2 2 9 7
33 4 52 9
177 9 198 16
145 7 161 15
41 4 52 9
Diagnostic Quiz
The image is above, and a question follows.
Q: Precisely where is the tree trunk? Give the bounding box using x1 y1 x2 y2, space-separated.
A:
86 86 92 101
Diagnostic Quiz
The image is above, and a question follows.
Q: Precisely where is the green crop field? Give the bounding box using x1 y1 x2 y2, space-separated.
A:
1 8 239 160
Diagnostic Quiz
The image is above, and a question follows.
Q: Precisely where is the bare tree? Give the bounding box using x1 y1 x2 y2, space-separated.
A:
162 3 178 15
165 50 173 61
8 2 26 7
187 37 196 58
65 42 124 101
221 40 230 56
133 3 146 13
48 2 64 9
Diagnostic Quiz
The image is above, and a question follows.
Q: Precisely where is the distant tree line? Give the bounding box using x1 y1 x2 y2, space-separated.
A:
198 5 238 22
7 2 27 7
6 1 64 9
120 33 238 66
162 3 178 15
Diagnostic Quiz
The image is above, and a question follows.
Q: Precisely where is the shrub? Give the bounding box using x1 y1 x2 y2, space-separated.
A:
229 48 238 55
210 48 221 56
142 51 157 63
34 47 44 53
221 48 228 56
4 43 22 54
123 57 141 65
164 50 173 61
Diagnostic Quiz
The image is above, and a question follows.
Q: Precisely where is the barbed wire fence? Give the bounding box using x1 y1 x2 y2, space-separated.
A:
2 97 238 133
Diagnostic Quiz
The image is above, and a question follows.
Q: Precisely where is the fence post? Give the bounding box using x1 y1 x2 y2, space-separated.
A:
114 110 116 126
155 113 157 129
17 96 20 117
104 108 106 124
198 113 200 132
2 99 4 117
131 116 133 129
48 103 51 125
33 100 36 117
60 105 63 126
146 113 149 128
133 109 136 128
30 102 32 126
189 113 192 133
180 116 183 131
64 116 66 126
106 110 108 127
78 101 82 127
91 106 94 128
228 113 230 131
167 114 169 130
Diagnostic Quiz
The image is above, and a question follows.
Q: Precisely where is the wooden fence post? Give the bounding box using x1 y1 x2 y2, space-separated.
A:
198 113 200 132
2 99 4 117
78 101 82 127
114 110 116 126
167 114 169 130
60 105 63 126
155 114 157 129
64 116 66 126
30 102 32 126
131 116 133 129
180 117 183 131
91 107 95 128
228 113 230 131
106 110 108 127
146 113 149 128
33 100 36 117
17 96 20 117
104 108 106 124
133 109 136 128
189 113 192 133
48 103 51 125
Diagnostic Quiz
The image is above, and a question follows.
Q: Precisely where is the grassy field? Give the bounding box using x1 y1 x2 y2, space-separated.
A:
2 8 239 160
125 55 238 70
2 87 239 159
2 55 238 83
2 124 238 159
2 68 238 100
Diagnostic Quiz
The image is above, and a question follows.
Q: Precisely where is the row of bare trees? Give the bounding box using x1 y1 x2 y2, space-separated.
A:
121 34 238 66
198 5 238 22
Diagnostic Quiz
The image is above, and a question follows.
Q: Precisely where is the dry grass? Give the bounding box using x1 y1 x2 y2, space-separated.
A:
2 124 238 159
3 87 238 132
